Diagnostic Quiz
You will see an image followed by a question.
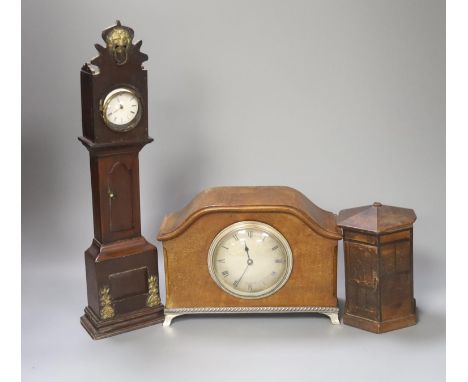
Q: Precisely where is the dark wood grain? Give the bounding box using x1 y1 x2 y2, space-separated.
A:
338 202 417 333
79 21 164 339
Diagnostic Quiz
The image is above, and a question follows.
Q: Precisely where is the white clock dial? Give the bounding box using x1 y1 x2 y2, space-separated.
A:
102 87 142 131
208 221 293 299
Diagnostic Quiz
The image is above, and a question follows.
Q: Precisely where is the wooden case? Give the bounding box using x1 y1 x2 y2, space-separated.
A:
338 202 417 333
78 22 164 339
157 186 342 326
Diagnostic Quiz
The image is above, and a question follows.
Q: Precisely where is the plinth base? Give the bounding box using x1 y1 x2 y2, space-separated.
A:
80 305 164 340
343 312 417 334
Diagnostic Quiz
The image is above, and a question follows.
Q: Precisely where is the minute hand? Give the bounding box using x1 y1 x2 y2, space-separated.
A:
234 264 250 287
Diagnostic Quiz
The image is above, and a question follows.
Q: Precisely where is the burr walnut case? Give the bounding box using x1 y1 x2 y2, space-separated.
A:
157 186 342 326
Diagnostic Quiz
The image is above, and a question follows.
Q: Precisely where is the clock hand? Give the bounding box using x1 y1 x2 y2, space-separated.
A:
234 263 250 287
244 241 253 264
117 97 126 112
107 105 121 116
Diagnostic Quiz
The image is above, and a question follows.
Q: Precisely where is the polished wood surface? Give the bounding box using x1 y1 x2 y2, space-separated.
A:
338 203 417 333
337 202 416 234
79 22 164 339
158 186 342 240
158 187 341 312
79 23 149 145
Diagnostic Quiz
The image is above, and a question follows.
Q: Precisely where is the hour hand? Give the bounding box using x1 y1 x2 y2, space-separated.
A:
244 241 253 264
107 106 120 116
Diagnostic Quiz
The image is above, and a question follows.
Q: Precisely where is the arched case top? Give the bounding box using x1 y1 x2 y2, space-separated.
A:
157 186 342 241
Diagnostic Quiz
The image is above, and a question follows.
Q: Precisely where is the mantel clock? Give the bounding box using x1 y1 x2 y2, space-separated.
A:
78 21 164 339
158 186 342 326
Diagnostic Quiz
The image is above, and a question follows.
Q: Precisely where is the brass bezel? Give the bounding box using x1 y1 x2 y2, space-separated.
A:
101 87 143 132
208 221 293 299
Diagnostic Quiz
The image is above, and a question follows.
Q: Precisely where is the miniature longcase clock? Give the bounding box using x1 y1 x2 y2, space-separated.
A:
78 21 164 339
157 186 343 326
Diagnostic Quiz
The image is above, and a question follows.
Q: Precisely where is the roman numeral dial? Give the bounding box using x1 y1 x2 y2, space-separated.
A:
208 221 293 299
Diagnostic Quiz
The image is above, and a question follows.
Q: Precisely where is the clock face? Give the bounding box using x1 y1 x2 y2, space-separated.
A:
101 87 142 132
208 221 293 299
